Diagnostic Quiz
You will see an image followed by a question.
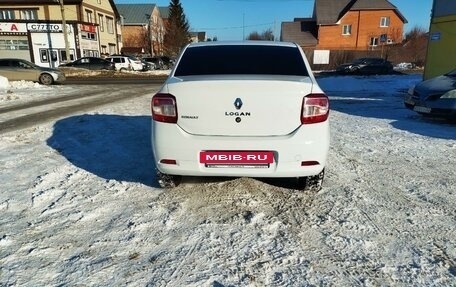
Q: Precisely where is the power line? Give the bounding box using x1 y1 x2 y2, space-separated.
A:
196 22 273 31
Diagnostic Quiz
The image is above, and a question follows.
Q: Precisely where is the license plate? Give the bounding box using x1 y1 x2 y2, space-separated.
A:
413 106 431 113
200 151 274 165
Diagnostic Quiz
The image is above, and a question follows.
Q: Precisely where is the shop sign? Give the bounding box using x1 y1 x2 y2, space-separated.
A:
0 23 27 33
27 23 72 33
80 24 96 33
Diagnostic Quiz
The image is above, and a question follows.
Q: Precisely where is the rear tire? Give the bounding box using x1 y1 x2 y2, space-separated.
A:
39 73 54 85
297 169 325 192
156 170 182 188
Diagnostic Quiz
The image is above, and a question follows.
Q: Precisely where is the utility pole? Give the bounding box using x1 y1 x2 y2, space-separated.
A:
58 0 71 62
242 13 245 40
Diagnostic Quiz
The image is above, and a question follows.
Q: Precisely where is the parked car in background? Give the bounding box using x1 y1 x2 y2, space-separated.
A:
140 59 153 71
105 55 143 72
0 58 65 85
159 56 175 69
105 55 131 71
143 56 175 70
143 57 162 70
404 69 456 120
336 57 393 75
59 57 115 71
127 56 146 71
151 41 330 190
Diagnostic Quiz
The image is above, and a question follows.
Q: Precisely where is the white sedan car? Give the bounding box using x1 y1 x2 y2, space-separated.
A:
151 41 330 190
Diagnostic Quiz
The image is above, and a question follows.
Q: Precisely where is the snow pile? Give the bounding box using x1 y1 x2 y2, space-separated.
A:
0 78 68 104
0 76 8 89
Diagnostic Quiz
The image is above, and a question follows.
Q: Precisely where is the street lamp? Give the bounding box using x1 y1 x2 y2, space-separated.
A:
57 0 71 62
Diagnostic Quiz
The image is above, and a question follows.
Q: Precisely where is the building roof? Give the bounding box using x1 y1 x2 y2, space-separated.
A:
158 6 170 19
351 0 397 10
116 4 156 25
280 20 318 47
315 0 407 25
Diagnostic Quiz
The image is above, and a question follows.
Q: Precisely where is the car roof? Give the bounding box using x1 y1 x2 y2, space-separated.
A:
186 41 299 49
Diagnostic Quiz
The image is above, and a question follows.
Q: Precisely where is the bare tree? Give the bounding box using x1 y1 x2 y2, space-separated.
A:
403 26 428 67
122 26 150 54
246 28 274 41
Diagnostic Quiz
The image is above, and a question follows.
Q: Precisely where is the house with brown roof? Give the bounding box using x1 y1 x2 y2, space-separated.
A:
281 0 408 50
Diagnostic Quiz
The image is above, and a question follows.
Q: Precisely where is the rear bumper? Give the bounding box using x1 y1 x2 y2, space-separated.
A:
151 121 330 178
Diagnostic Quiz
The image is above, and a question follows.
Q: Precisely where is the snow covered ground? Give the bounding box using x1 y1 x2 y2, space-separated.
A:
1 73 455 286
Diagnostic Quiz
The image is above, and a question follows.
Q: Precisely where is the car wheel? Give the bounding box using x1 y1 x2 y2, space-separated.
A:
39 73 54 85
297 169 325 192
120 68 127 72
156 170 182 188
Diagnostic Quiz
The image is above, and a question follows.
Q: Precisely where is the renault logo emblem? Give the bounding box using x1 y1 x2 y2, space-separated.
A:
234 98 243 110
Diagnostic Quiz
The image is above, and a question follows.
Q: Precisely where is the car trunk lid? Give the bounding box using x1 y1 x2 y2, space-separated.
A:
165 76 315 137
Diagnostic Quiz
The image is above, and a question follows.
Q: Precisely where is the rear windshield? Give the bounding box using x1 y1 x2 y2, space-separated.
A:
174 45 309 77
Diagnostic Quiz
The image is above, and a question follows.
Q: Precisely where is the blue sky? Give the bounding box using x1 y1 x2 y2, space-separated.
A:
114 0 433 40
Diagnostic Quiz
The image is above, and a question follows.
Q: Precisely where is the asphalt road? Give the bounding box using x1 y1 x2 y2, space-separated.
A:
0 79 164 134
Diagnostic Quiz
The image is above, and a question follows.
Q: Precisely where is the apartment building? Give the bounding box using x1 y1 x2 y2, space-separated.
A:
0 0 122 68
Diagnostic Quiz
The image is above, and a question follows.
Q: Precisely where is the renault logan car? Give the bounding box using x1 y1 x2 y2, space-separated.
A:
405 69 456 120
151 41 330 190
0 58 65 85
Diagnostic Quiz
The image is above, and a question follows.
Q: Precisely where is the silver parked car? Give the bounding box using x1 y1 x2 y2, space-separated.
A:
405 69 456 120
0 58 65 85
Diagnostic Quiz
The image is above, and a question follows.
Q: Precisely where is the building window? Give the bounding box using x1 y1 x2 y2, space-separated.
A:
106 17 114 34
86 10 93 23
0 10 15 20
342 24 351 35
59 49 75 62
380 17 390 27
0 39 29 50
98 14 104 32
81 31 97 41
108 43 116 55
20 10 37 20
370 37 379 47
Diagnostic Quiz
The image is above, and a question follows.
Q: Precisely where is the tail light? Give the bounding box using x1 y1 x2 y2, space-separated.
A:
152 93 178 123
301 93 329 124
